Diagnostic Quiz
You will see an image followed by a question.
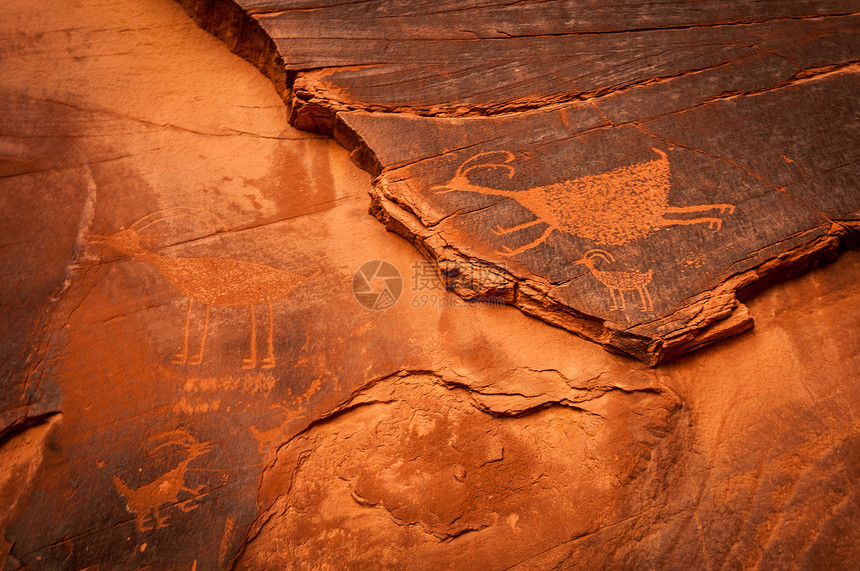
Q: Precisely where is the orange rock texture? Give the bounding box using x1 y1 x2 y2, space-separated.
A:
0 0 858 569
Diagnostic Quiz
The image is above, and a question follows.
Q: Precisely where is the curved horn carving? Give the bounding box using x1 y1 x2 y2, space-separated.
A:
130 206 228 235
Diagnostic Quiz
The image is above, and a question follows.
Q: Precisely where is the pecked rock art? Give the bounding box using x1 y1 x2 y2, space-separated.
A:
2 2 859 569
434 148 735 253
366 126 845 363
431 148 732 315
575 250 653 312
169 0 858 363
91 207 317 369
113 428 214 532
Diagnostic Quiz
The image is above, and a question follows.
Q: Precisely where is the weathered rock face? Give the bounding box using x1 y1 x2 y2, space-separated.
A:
239 372 680 569
0 0 858 570
175 0 860 364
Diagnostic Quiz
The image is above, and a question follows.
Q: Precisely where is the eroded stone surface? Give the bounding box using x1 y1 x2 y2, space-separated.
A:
240 372 679 569
0 0 858 569
175 0 860 363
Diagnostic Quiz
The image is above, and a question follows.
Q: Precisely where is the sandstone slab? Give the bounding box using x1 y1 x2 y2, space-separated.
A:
0 0 858 569
177 0 860 363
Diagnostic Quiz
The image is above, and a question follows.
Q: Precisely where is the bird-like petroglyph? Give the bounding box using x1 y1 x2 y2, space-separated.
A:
575 249 653 312
113 428 214 532
434 148 734 255
91 207 316 369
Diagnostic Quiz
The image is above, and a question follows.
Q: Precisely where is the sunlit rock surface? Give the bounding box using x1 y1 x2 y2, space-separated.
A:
0 0 858 569
177 0 860 363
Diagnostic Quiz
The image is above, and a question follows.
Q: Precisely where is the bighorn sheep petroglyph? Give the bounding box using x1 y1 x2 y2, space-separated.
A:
575 249 654 312
434 149 734 255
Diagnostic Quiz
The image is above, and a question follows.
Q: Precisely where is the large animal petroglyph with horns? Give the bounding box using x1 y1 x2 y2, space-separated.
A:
435 148 735 255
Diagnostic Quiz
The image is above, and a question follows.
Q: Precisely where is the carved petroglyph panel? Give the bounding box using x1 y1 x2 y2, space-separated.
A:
360 111 839 362
575 250 654 312
429 145 735 315
112 428 218 532
150 0 857 366
436 148 734 253
91 208 318 369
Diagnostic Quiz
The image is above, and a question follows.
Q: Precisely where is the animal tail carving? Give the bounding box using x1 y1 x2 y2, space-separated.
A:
113 475 131 498
650 147 668 161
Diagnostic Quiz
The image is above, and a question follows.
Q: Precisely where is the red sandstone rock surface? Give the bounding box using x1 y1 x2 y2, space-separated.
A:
0 0 858 569
177 0 860 363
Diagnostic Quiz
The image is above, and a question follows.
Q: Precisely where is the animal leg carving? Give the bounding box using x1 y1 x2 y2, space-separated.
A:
154 509 170 529
662 204 734 231
243 304 257 370
666 204 734 215
261 301 275 369
177 487 205 512
173 299 193 365
498 225 555 256
189 304 210 365
638 286 654 311
492 218 545 235
137 512 155 532
183 483 207 495
177 499 201 513
608 288 625 310
658 216 725 231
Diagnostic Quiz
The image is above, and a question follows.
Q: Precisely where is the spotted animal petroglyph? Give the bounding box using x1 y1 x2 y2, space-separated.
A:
91 207 317 369
434 149 734 255
575 249 653 312
113 428 214 532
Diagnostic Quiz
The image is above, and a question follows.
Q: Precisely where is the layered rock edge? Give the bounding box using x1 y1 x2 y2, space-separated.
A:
173 0 859 364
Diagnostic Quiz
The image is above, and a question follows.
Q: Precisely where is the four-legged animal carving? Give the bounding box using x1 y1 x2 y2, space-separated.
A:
435 148 734 255
575 249 653 312
91 208 317 369
113 429 213 532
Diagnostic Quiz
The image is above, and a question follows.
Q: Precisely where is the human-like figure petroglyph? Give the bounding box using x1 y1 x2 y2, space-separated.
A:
575 249 653 312
91 207 317 369
113 428 214 532
434 149 734 255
